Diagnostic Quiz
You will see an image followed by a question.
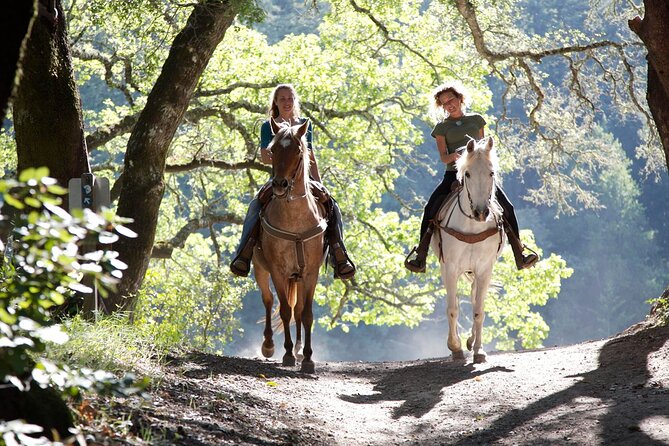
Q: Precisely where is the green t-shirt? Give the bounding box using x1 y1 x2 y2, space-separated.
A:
431 113 486 171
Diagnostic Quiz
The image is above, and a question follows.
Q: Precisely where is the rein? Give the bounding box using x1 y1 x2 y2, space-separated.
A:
272 135 309 202
274 154 309 202
261 216 327 279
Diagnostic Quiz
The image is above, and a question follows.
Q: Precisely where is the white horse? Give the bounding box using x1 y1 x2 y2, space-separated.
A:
432 137 506 363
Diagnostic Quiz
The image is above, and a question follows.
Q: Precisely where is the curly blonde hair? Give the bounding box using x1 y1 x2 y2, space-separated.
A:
429 80 471 121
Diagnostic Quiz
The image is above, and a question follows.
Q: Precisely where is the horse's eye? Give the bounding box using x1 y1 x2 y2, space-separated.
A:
490 172 494 177
465 172 470 178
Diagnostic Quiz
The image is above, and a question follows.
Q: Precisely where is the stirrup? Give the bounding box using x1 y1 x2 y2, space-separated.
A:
404 247 426 273
230 257 251 277
517 245 539 270
334 260 355 280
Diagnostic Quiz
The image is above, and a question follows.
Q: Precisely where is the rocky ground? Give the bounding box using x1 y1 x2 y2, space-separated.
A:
77 316 669 446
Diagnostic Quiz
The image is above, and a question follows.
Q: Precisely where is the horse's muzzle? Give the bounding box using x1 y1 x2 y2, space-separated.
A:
473 208 490 222
272 177 289 197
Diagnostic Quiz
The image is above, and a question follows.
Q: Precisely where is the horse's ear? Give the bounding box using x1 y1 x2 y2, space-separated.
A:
466 139 476 153
270 117 281 135
486 136 494 152
296 119 310 138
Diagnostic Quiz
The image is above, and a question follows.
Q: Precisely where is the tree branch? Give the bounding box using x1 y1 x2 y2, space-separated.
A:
151 212 243 259
347 0 444 82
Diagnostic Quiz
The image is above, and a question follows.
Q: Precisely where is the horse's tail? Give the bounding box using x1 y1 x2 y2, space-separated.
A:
271 280 298 334
287 279 298 311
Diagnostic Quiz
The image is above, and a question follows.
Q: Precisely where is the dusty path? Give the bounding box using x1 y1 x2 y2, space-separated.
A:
89 319 669 445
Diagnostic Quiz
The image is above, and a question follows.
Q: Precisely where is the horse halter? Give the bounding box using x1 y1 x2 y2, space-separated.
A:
458 171 496 222
271 131 309 202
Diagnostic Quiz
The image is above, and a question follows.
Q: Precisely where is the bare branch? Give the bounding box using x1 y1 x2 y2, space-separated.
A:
71 47 141 104
86 114 139 151
195 81 278 97
152 212 243 259
347 0 444 83
453 0 632 63
165 157 270 174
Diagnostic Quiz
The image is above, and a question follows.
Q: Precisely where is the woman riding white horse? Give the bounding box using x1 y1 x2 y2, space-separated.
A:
434 137 504 363
405 81 538 273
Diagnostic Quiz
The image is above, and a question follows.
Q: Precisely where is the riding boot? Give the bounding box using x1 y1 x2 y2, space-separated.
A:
331 240 356 280
230 198 262 277
327 199 356 280
504 223 539 270
404 225 433 273
230 234 257 277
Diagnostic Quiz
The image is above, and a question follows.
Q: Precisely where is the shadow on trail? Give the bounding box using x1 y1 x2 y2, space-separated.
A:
442 324 669 445
149 352 325 445
169 351 315 380
340 358 513 419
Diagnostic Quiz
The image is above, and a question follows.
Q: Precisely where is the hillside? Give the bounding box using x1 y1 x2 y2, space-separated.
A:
77 316 669 445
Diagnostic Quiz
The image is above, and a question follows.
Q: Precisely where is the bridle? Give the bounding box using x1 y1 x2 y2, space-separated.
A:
458 170 496 222
261 127 326 279
272 133 309 202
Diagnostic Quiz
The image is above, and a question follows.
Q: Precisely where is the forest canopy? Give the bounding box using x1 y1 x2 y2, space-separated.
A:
1 0 664 354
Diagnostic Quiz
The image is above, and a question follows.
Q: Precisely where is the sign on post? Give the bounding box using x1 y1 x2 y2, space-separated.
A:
68 173 110 212
68 174 111 318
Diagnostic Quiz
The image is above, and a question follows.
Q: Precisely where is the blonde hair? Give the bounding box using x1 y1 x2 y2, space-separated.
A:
429 80 471 122
267 84 302 119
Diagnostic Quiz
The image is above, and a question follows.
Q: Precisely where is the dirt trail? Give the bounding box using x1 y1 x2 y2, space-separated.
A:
89 319 669 445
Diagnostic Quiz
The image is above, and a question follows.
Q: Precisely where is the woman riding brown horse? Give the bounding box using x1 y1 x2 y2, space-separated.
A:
252 118 326 373
230 84 355 280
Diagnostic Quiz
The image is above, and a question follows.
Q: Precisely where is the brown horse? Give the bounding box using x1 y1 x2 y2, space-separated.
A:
252 118 327 373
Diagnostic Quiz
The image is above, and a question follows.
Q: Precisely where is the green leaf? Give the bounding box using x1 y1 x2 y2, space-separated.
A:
24 197 42 208
4 194 24 209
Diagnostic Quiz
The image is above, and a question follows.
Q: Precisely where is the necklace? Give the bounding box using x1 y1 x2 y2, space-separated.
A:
448 116 463 126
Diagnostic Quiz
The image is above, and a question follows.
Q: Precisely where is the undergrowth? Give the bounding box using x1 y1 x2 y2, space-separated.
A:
45 314 183 374
649 286 669 326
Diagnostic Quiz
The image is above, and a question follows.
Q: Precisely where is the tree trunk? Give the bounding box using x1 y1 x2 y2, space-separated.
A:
1 1 36 249
0 0 36 123
629 0 669 170
106 1 240 313
12 0 90 189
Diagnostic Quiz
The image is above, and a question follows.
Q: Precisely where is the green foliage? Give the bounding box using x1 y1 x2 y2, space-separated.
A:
53 0 578 353
0 129 16 177
0 170 147 443
134 235 250 353
0 0 646 359
47 314 167 373
483 231 572 350
1 170 119 384
648 287 669 327
531 130 664 344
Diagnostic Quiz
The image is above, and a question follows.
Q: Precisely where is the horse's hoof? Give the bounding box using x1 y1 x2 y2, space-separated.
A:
473 353 487 364
466 337 474 351
300 360 315 374
282 355 296 367
452 350 466 361
261 345 275 358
